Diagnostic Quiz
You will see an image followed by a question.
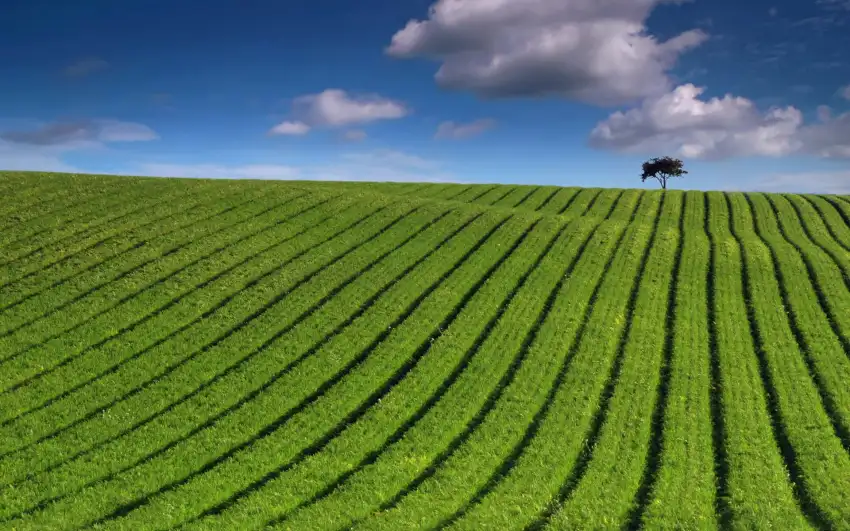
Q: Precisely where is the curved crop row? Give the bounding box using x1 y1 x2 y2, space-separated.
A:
5 208 518 529
0 198 430 477
729 192 850 527
0 193 355 421
185 215 569 529
641 190 717 528
272 189 641 531
435 191 659 531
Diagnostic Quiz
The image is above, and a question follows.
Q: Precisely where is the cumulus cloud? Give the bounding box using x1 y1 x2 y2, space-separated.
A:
435 119 496 139
139 163 300 180
269 121 311 136
588 84 850 160
269 89 408 136
386 0 707 106
63 57 109 78
840 84 850 100
0 119 157 147
798 110 850 158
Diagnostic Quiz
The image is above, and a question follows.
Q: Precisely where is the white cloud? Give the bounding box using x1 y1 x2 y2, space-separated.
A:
0 140 81 172
753 171 850 194
435 119 496 139
0 118 158 172
269 89 408 136
96 120 159 142
0 119 157 147
138 163 300 180
386 0 707 106
589 84 808 159
797 111 850 158
136 149 456 184
269 121 311 136
839 84 850 100
339 149 438 170
316 149 455 182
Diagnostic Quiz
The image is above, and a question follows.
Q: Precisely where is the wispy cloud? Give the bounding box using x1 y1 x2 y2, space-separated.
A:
269 89 409 136
269 121 310 136
435 119 497 140
63 57 109 78
753 170 850 194
316 149 455 183
0 119 157 147
138 163 300 180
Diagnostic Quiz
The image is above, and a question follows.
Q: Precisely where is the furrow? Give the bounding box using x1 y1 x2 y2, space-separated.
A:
641 191 721 529
0 183 256 312
0 200 403 466
410 191 649 531
542 191 681 530
801 195 850 253
0 193 344 421
0 190 315 348
0 188 302 376
335 191 645 531
758 193 850 448
535 187 579 214
232 218 572 531
185 216 554 528
0 178 185 268
0 203 471 523
729 192 846 528
0 177 139 244
508 186 540 209
14 209 511 530
529 187 562 212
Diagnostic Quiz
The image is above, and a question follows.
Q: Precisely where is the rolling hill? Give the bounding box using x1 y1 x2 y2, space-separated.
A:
1 171 850 530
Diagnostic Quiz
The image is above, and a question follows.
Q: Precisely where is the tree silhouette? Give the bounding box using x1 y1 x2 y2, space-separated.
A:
641 157 688 190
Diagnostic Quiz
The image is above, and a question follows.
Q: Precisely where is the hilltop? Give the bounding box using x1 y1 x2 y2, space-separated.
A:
1 171 850 530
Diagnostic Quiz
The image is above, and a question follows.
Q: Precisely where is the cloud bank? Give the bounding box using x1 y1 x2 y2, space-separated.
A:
590 84 850 160
387 0 707 106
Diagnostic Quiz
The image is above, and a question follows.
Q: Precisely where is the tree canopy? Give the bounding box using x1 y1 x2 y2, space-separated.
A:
641 156 688 190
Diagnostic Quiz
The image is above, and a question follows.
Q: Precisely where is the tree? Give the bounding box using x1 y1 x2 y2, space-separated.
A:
641 156 688 190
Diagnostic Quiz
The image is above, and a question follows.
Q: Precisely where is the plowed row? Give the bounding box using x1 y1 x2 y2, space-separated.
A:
2 172 850 530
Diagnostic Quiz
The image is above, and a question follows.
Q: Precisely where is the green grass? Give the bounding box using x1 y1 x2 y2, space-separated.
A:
1 170 850 530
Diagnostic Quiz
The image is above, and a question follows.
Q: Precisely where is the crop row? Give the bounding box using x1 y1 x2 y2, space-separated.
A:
0 176 196 268
0 187 318 350
264 189 634 527
0 196 428 473
729 192 850 527
0 192 362 420
1 201 498 527
0 179 254 292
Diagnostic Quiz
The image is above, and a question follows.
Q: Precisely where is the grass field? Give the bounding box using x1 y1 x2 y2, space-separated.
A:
1 171 850 530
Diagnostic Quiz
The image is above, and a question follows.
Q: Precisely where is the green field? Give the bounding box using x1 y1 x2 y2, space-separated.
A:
1 171 850 530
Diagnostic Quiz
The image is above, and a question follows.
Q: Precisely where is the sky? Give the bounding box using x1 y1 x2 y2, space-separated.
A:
1 0 849 193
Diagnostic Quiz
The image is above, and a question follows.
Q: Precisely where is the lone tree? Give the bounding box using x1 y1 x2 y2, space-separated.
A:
641 156 688 190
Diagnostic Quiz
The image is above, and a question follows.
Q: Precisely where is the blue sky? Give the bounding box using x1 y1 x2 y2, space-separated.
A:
1 0 849 192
